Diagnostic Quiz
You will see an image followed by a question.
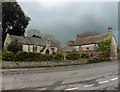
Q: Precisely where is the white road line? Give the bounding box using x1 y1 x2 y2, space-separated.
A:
65 87 78 90
110 77 118 81
84 84 95 87
99 80 109 84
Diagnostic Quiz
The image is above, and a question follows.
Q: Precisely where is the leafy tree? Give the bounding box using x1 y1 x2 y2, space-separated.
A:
2 2 30 47
80 31 100 38
7 39 22 53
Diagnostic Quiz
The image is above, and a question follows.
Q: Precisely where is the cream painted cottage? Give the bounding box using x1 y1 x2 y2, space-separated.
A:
63 27 118 60
4 33 57 54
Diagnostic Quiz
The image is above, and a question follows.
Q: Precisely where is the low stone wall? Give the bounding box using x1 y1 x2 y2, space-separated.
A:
2 60 88 69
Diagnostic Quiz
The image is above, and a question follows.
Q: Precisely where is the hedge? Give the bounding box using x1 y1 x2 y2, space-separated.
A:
2 51 14 61
2 51 64 61
66 52 80 60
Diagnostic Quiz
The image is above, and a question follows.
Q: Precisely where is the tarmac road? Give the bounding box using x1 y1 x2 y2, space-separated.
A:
2 61 119 91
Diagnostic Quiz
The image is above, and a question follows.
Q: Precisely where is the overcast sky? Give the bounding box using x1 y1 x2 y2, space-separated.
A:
17 1 118 45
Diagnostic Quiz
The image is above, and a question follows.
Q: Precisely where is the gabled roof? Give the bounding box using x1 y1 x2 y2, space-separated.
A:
9 35 28 44
8 34 57 47
63 42 74 52
49 40 57 47
25 36 45 46
68 34 108 46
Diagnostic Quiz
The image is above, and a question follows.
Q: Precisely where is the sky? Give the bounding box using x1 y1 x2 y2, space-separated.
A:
17 0 118 45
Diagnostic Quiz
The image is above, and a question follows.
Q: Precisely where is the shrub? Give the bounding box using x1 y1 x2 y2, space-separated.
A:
87 58 97 64
7 39 22 54
14 51 43 61
87 53 99 63
2 51 14 61
66 52 80 60
87 52 110 64
14 51 28 61
80 53 89 58
42 54 53 61
54 53 64 61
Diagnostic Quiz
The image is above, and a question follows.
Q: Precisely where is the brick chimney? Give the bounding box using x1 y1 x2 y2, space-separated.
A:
76 34 80 41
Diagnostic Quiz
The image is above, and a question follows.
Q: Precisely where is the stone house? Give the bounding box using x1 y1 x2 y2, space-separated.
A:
4 33 57 54
63 27 118 60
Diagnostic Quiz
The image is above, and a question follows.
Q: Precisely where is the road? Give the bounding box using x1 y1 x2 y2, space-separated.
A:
2 61 119 91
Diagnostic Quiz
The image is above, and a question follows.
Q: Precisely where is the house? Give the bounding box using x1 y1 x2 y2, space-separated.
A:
4 33 57 54
63 27 118 60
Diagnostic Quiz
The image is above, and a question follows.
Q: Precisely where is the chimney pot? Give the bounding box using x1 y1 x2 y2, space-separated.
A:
76 34 80 41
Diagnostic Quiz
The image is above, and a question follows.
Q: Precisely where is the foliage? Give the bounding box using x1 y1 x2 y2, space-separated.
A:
87 53 99 63
87 52 110 64
7 39 22 53
80 31 100 38
80 53 89 58
66 52 80 60
2 2 30 47
98 31 112 58
3 51 64 61
2 51 14 61
53 53 64 60
14 51 42 61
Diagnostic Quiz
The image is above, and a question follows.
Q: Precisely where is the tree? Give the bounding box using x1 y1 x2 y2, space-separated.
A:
2 2 30 48
80 31 100 38
7 39 22 53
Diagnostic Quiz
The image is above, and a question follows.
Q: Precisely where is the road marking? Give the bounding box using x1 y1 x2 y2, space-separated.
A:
65 87 78 90
99 80 109 84
84 84 95 87
110 77 118 81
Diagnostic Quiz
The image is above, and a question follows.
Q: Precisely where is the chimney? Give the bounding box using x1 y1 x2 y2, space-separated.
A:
108 27 112 33
76 34 80 41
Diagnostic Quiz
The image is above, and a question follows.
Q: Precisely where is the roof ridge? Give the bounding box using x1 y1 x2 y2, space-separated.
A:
80 33 108 40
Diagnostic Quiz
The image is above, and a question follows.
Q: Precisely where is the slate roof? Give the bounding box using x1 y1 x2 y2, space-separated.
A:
25 36 45 46
68 34 108 46
62 42 74 53
9 35 28 44
49 40 57 47
9 34 57 47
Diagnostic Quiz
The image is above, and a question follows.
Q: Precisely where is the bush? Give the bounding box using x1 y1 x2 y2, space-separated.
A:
87 52 110 64
7 39 22 54
14 51 43 61
2 51 14 61
80 53 89 58
42 54 53 61
66 52 80 60
54 53 64 61
87 58 97 64
14 51 28 61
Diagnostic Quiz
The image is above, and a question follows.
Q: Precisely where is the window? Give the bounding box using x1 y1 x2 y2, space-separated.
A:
86 47 89 50
51 48 54 51
33 46 37 52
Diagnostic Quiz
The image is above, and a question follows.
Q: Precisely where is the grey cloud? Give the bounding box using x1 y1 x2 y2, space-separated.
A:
17 1 118 45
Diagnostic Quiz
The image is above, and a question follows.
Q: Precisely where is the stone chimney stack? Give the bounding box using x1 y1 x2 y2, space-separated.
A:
108 27 112 33
76 34 80 41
